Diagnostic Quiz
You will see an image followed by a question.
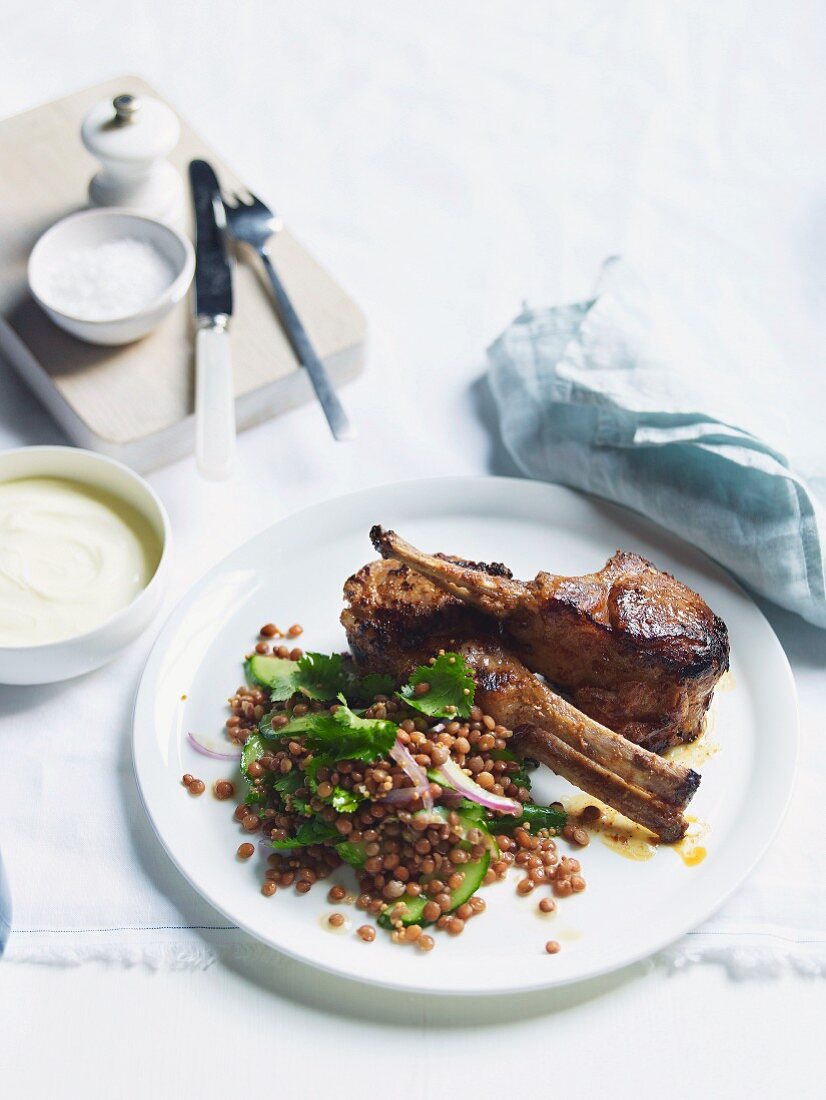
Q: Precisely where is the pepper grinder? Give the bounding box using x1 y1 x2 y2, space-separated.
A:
81 93 184 224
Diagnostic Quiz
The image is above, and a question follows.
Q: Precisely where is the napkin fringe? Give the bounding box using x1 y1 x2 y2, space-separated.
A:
5 938 826 979
3 935 268 971
658 943 826 980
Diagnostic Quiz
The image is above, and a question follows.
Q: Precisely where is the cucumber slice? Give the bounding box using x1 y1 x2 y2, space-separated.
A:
245 654 297 691
410 806 500 859
456 811 500 859
239 732 267 804
258 709 314 740
241 732 266 777
378 850 490 929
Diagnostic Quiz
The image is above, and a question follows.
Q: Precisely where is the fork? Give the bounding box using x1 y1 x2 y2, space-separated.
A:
223 191 356 441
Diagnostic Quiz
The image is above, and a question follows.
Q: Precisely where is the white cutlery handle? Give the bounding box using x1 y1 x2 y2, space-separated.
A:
195 322 235 480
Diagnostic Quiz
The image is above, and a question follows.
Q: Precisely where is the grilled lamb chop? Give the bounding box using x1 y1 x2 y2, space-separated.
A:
370 527 729 753
342 557 698 840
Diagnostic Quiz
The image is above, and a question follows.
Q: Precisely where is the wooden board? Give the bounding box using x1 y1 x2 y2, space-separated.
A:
0 76 365 469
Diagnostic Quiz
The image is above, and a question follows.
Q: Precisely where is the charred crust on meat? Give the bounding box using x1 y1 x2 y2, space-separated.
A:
370 524 393 556
434 552 513 579
371 525 512 579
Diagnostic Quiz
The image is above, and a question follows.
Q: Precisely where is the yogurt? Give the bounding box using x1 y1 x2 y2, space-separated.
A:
0 477 162 647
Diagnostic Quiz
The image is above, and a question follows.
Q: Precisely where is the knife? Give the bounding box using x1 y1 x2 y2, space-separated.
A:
189 159 235 480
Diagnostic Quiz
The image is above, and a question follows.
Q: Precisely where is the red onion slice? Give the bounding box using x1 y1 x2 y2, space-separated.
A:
379 787 426 806
187 732 241 761
434 758 522 815
389 737 434 812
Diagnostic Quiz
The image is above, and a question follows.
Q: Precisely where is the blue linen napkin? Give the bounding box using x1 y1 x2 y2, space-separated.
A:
487 259 826 629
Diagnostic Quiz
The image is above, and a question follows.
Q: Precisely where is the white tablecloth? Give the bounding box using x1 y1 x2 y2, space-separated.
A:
1 2 825 1096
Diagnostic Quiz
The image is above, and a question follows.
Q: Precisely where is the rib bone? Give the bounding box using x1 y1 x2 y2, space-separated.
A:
456 641 698 809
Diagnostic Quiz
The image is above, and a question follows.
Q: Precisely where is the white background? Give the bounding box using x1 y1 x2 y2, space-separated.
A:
1 2 825 1096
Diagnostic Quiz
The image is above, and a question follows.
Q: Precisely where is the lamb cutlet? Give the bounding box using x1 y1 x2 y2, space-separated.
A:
341 555 702 842
370 527 730 754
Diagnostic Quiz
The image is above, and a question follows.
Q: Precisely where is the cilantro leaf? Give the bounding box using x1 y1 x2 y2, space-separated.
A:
303 754 334 785
298 697 397 763
330 786 363 813
354 672 396 701
272 769 301 796
272 770 310 814
336 840 367 868
398 652 475 718
489 803 567 835
269 819 340 849
294 652 352 701
303 753 365 813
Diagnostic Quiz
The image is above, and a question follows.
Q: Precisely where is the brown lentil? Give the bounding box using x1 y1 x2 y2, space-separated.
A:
213 779 235 800
328 912 345 928
261 882 277 897
237 842 255 859
545 940 561 955
423 901 441 923
187 779 205 796
287 624 304 638
260 623 279 638
357 925 376 942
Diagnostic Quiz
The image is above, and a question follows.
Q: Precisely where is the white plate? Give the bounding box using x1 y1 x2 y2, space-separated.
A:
133 477 799 995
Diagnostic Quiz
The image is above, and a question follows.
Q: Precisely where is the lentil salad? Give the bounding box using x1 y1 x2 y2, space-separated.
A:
187 624 589 952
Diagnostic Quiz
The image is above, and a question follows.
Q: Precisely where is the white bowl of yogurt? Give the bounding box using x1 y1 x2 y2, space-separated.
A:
27 208 194 346
0 446 171 684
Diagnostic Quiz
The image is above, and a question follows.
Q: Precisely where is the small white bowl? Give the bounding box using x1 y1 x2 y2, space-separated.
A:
27 208 194 346
0 446 171 684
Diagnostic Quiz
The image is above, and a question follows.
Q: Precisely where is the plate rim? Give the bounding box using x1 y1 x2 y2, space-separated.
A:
132 475 800 995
